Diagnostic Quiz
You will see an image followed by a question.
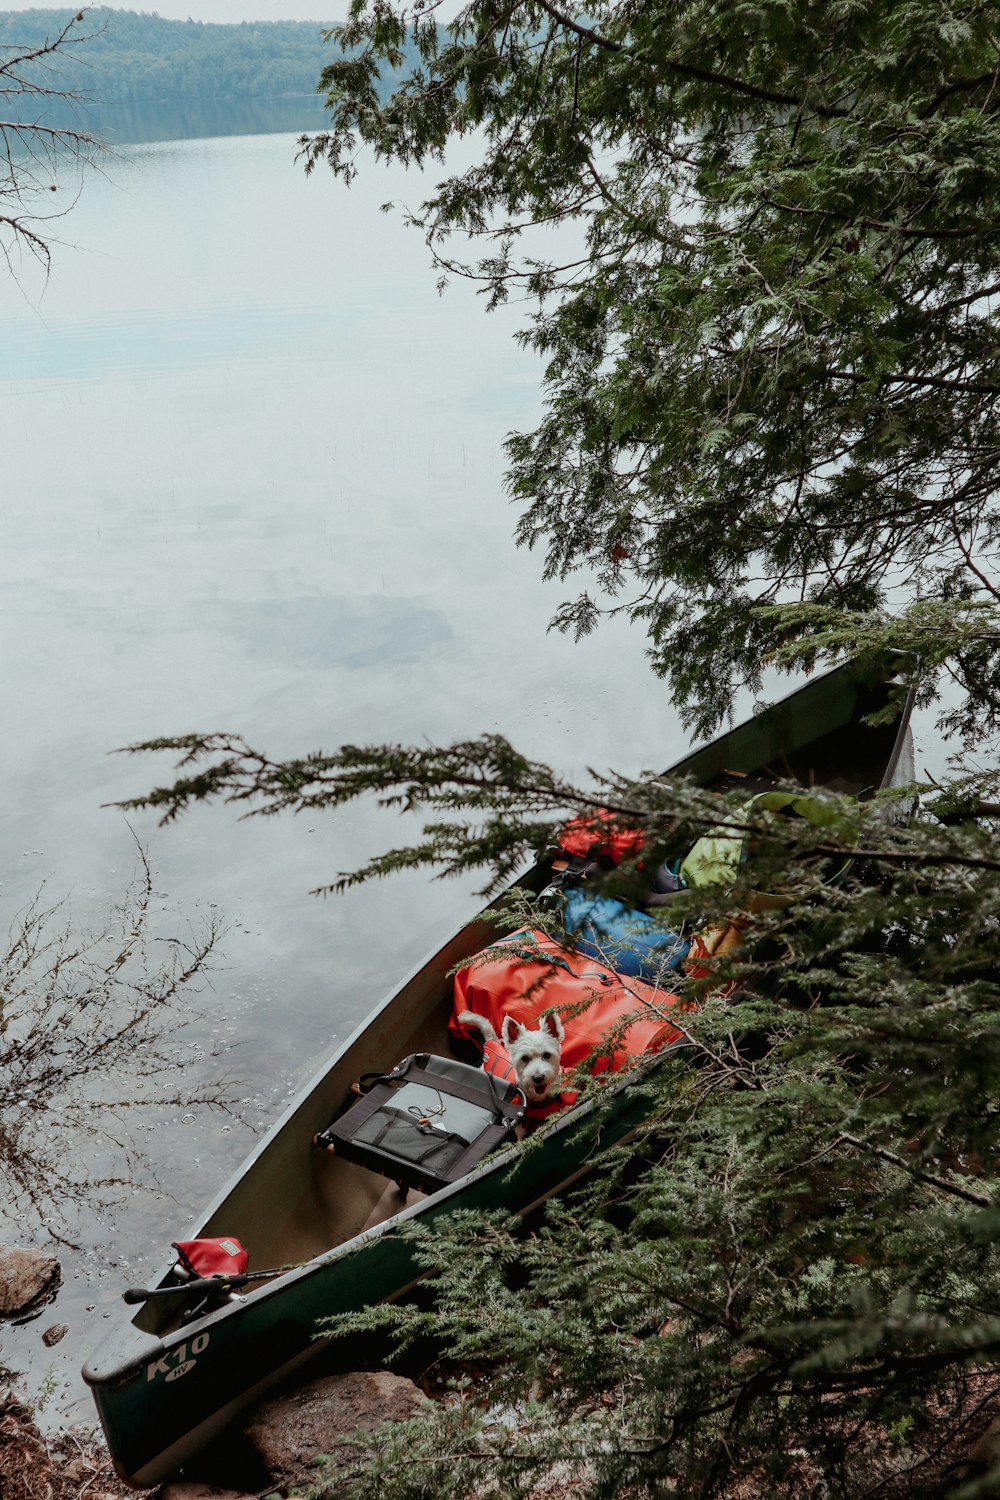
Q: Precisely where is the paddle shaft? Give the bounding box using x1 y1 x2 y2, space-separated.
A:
122 1274 251 1304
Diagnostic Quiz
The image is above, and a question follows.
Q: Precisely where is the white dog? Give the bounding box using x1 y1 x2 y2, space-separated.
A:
457 1010 565 1106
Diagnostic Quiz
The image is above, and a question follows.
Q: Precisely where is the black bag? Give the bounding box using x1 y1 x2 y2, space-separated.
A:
314 1053 526 1195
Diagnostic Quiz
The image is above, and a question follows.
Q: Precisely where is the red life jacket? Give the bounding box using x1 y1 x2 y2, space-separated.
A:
557 808 645 865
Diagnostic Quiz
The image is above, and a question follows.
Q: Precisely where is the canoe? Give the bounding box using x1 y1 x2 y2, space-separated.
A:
83 656 916 1487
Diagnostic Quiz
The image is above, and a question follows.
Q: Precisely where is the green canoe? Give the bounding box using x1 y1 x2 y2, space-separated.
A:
83 657 915 1487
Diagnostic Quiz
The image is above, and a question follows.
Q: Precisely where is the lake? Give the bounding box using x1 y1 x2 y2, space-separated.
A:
0 105 696 1423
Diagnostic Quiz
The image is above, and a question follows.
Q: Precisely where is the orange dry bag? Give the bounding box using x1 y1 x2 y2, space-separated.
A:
452 929 690 1084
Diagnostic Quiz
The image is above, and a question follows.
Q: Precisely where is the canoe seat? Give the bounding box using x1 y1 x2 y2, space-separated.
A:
313 1052 526 1196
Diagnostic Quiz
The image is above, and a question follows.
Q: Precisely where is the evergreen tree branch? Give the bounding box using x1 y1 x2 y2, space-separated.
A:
837 1133 992 1209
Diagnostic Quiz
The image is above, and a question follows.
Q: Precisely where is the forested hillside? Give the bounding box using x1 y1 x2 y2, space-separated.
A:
0 9 407 104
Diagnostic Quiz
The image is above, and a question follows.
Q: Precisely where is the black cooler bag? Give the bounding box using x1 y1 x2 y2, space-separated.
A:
314 1053 526 1195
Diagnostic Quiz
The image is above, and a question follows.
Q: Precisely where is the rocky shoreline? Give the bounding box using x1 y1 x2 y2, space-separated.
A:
1 1368 433 1500
0 1238 437 1500
0 1388 131 1500
4 1240 999 1500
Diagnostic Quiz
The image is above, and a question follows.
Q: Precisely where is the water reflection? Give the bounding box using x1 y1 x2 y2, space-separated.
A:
54 92 328 146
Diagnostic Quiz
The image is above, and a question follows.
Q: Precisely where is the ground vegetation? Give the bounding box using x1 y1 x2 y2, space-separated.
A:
0 851 233 1488
0 1388 131 1500
0 843 231 1242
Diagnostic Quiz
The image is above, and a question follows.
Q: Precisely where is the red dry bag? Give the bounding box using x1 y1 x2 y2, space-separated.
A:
172 1237 249 1280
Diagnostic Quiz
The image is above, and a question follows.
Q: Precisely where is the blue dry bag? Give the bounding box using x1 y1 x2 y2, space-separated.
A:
558 888 690 984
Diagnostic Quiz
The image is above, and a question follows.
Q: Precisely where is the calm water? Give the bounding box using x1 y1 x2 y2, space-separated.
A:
0 116 691 1423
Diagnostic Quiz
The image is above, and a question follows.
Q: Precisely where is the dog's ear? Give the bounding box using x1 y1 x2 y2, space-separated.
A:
501 1015 524 1047
543 1012 565 1043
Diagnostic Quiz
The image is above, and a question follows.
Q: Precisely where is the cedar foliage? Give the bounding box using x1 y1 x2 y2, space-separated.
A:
125 2 1000 1494
303 0 1000 742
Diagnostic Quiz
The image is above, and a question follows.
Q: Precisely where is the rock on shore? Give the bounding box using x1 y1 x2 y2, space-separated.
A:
159 1369 430 1498
0 1245 60 1317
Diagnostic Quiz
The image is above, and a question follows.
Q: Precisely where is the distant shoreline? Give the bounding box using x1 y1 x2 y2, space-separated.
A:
69 92 331 146
0 8 417 115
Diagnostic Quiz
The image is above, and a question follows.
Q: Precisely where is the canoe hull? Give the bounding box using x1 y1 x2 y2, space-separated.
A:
83 656 916 1487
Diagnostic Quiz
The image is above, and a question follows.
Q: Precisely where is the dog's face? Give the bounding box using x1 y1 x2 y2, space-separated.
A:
501 1013 565 1104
